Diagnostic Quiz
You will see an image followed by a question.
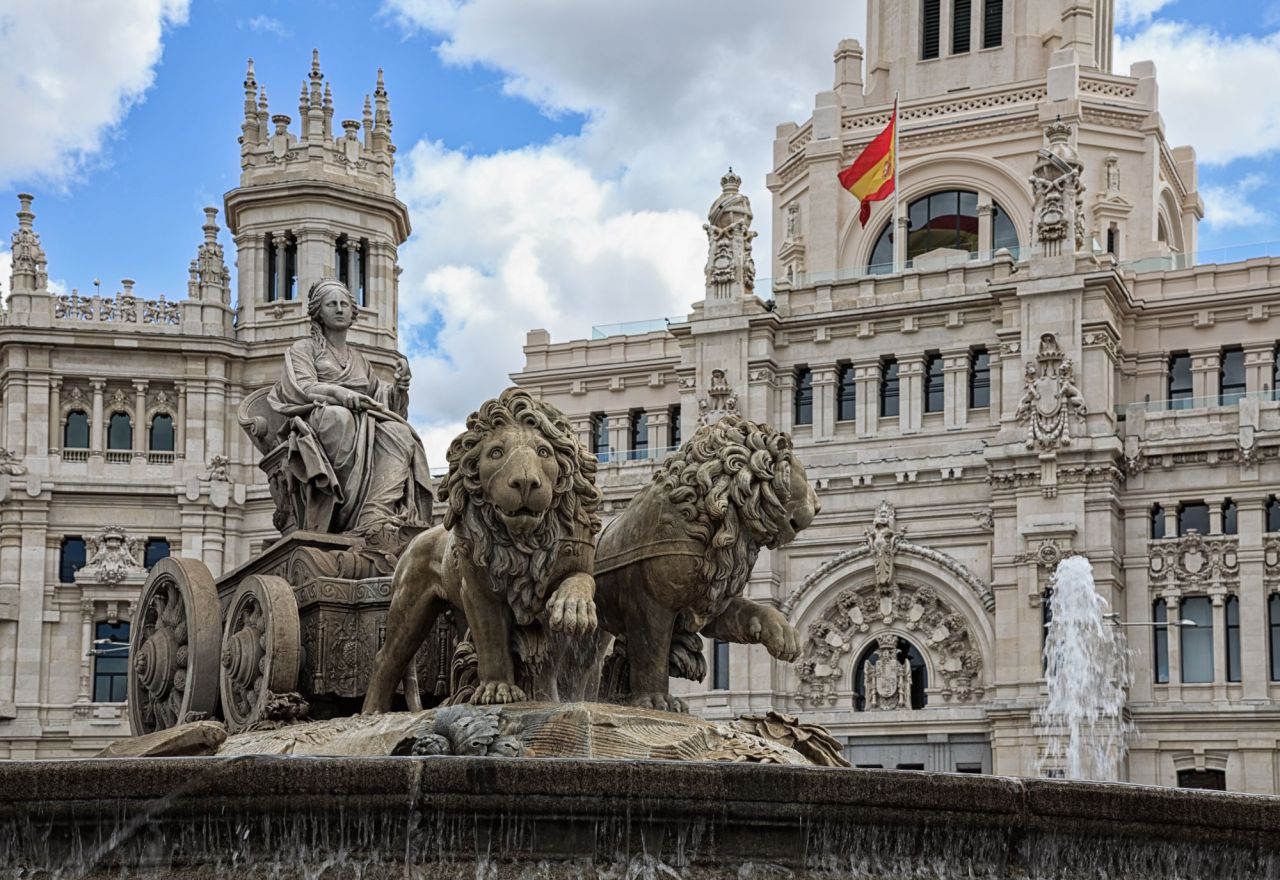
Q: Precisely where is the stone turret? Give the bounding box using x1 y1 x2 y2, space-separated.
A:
224 50 410 355
8 194 48 296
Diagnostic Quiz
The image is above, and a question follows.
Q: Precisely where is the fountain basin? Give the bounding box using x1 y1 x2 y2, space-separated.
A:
4 756 1279 878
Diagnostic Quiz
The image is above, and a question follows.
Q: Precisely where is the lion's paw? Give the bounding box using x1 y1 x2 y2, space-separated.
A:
751 610 801 663
472 681 527 705
547 586 598 636
629 692 688 714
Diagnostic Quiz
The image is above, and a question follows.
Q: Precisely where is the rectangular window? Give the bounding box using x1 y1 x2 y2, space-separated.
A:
1106 225 1119 257
969 348 990 409
956 763 983 774
881 358 900 418
952 0 972 54
1220 346 1246 406
629 410 648 461
59 537 86 584
1268 496 1280 533
591 413 608 460
924 353 944 413
1150 504 1166 540
982 0 1002 48
1178 769 1226 791
1270 594 1280 681
1177 501 1209 536
837 364 857 422
1180 596 1214 684
712 639 730 690
93 620 130 702
1222 499 1238 535
1153 600 1169 684
897 763 926 771
1226 595 1241 683
921 0 941 59
144 538 171 569
1168 352 1192 409
669 405 681 449
793 368 813 426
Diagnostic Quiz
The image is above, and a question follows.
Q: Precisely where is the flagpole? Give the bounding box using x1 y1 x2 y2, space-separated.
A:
892 92 902 273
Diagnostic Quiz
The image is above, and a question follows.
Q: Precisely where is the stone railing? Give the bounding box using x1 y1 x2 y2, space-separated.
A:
54 291 182 327
61 449 90 463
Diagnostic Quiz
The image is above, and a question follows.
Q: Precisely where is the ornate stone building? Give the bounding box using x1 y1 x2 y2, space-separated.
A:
512 0 1280 791
0 54 410 758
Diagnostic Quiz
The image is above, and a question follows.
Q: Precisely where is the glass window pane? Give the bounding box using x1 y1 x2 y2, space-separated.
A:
869 223 894 273
1226 596 1241 683
1168 353 1192 408
93 620 130 703
1153 600 1169 684
669 406 681 448
149 414 174 452
59 537 86 584
992 203 1019 252
1150 504 1166 540
1178 502 1209 536
794 369 813 425
952 0 972 54
629 411 648 460
712 639 730 690
969 349 990 408
591 414 608 457
1180 596 1214 684
837 365 857 422
983 0 1003 48
921 0 941 59
107 412 132 450
1222 499 1238 535
64 411 89 449
1270 594 1280 682
924 354 944 413
1220 347 1246 405
881 360 900 417
1268 497 1280 533
144 538 171 569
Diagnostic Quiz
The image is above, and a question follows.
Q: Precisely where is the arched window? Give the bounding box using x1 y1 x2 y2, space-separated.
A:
64 410 89 449
107 412 132 450
866 190 1020 273
853 636 928 710
149 413 174 452
93 620 130 702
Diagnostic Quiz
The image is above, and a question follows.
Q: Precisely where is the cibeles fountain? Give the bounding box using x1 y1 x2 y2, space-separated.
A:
5 279 1280 878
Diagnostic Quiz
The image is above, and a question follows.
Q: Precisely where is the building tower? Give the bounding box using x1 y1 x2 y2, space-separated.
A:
225 52 410 361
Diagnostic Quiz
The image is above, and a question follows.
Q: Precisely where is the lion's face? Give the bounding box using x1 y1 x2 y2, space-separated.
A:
770 453 820 548
475 422 561 536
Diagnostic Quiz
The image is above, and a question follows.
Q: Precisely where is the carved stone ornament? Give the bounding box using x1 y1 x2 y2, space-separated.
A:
1014 539 1079 571
0 448 26 476
1015 333 1087 450
697 369 740 425
1030 120 1086 257
202 454 232 482
971 509 994 531
794 579 983 708
81 526 146 585
703 168 757 297
866 632 913 711
866 499 905 588
1149 530 1239 592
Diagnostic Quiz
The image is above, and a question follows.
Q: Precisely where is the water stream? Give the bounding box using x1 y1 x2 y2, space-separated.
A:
1039 555 1133 781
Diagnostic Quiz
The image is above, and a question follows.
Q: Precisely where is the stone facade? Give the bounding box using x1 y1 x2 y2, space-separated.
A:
0 54 410 758
511 1 1280 792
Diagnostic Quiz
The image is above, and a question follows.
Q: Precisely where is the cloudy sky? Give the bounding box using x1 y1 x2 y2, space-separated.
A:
1 0 1278 464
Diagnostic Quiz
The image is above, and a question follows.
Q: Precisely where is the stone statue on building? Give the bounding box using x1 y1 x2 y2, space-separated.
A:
704 169 757 300
1030 121 1086 257
82 526 146 586
241 278 432 544
1015 333 1088 450
866 500 904 588
866 632 912 711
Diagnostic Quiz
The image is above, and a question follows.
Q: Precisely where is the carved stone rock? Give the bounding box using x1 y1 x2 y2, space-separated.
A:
97 720 227 758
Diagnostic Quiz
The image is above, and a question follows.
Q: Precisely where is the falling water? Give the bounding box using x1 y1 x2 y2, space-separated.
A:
1040 555 1134 781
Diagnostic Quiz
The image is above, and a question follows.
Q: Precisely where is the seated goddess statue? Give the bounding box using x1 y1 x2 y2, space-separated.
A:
266 278 433 541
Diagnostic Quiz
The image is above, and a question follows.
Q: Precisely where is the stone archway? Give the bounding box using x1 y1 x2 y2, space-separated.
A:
794 577 985 710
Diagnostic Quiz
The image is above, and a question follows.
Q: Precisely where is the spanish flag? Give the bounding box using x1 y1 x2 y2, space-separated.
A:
838 101 897 226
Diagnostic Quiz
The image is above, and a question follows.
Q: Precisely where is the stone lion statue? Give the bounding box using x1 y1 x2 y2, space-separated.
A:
362 388 602 711
586 415 819 711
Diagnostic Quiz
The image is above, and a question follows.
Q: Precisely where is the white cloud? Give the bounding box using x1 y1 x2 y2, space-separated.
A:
1201 173 1270 229
241 15 289 38
1116 22 1280 165
383 0 862 462
0 0 190 189
1114 0 1175 28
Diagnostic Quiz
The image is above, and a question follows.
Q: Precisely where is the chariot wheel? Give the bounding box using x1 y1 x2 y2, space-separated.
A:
219 574 300 733
128 557 222 734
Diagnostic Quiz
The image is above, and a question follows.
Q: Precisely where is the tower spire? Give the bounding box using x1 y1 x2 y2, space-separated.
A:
373 68 393 152
242 58 260 145
323 82 333 140
9 193 48 294
362 93 374 149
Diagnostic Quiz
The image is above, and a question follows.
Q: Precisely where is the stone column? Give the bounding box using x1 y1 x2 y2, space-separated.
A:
273 233 288 302
977 201 994 256
813 367 836 442
1243 341 1274 395
78 599 94 705
176 382 188 460
854 360 879 437
776 372 796 434
1190 349 1218 404
89 379 105 456
48 379 60 454
605 409 631 462
942 350 970 429
1211 593 1227 699
894 215 909 270
988 348 1004 422
1164 508 1178 539
1165 595 1182 700
0 514 22 716
1237 494 1269 700
899 356 926 434
1207 499 1224 535
646 408 669 460
346 240 361 304
12 499 50 720
133 381 148 458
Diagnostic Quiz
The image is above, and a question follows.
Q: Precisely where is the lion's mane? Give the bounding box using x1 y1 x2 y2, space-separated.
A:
653 415 795 615
440 388 602 625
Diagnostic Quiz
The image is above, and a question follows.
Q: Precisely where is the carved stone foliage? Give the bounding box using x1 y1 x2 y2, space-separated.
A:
1015 333 1087 450
697 369 740 425
1030 120 1086 257
80 526 146 585
1149 530 1239 593
794 579 984 708
703 168 757 298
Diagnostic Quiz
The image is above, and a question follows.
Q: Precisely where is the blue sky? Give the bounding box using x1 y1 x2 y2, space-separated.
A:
2 0 1279 462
